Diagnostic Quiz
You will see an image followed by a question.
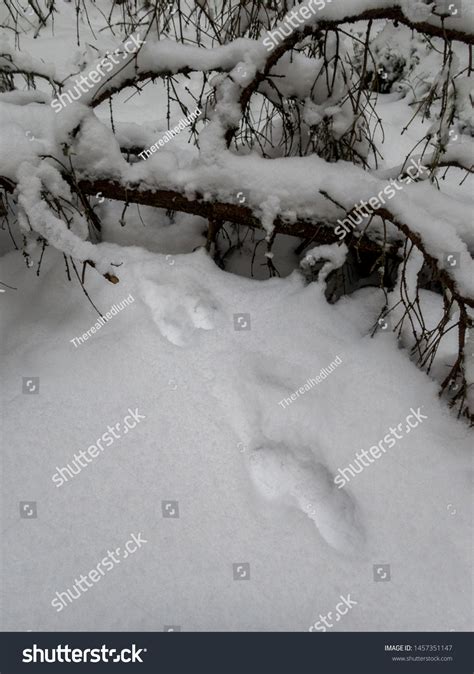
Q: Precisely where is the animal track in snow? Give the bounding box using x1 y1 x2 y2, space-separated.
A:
141 280 216 346
248 443 364 554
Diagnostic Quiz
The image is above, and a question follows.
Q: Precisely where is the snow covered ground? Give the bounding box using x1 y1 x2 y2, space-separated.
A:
1 240 472 631
0 0 472 635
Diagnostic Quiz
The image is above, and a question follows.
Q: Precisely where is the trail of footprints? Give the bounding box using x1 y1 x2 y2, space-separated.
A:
141 274 364 554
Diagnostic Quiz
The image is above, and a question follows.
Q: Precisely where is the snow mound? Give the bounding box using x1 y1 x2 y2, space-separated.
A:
141 276 217 346
248 443 365 555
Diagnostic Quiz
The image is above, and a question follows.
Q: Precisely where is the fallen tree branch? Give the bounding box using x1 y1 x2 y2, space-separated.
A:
87 6 474 110
76 178 393 257
314 6 474 45
374 206 474 309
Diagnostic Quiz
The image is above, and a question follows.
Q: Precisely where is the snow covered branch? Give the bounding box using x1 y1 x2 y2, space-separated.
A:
71 5 474 109
1 0 473 420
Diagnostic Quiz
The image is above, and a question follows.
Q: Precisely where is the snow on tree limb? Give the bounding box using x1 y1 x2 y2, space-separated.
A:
14 163 121 284
50 3 474 110
1 0 473 420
